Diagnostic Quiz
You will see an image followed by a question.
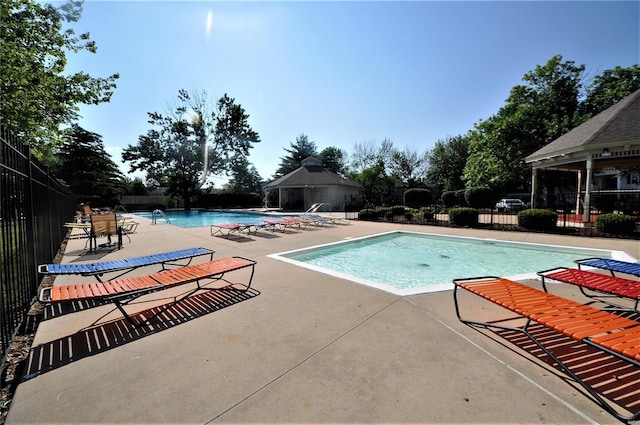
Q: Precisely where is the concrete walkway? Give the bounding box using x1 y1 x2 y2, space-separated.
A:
6 216 639 424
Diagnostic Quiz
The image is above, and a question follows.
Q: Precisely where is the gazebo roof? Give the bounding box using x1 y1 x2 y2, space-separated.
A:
264 156 362 189
525 89 640 168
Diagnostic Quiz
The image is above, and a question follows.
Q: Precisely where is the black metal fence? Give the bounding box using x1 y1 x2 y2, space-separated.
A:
359 190 640 239
0 127 77 364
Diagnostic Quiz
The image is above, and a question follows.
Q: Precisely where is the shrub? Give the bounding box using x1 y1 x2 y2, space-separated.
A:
595 213 636 235
517 209 557 231
465 187 496 209
358 208 378 220
391 205 407 216
441 190 467 207
403 188 432 207
448 207 478 227
418 207 435 220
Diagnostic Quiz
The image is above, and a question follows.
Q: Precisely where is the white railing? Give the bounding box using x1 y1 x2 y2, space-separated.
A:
151 209 170 224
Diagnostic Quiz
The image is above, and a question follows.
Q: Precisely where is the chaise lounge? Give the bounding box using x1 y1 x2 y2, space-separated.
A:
575 257 640 278
537 266 640 311
453 276 640 423
39 256 257 323
38 247 215 282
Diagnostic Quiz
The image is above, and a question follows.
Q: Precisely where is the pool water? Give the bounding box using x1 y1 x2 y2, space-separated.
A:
134 210 275 228
270 231 617 295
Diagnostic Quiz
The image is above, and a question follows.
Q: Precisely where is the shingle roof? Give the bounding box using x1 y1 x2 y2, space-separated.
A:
525 89 640 162
265 157 362 189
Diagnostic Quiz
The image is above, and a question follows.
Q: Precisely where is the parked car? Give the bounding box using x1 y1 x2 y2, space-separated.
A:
495 198 528 212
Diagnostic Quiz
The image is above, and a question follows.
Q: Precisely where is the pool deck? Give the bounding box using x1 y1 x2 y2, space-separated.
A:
6 217 640 424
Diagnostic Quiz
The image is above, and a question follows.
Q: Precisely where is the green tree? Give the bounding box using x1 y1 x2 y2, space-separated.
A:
224 155 264 195
273 133 318 178
463 55 584 192
122 90 260 210
425 134 470 191
0 0 119 163
580 65 640 118
389 146 428 187
53 124 125 206
318 146 348 176
357 161 397 206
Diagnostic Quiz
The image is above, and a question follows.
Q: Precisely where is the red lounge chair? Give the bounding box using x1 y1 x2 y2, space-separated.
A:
453 276 640 423
262 217 300 233
538 267 640 311
211 223 244 238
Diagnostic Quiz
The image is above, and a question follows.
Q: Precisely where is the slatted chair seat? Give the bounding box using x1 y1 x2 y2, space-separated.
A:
538 267 640 311
576 257 640 277
39 247 215 282
39 256 257 326
453 276 640 423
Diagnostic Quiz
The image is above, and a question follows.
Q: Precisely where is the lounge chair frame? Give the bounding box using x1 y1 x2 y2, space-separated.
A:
538 267 640 312
40 256 256 324
453 276 640 423
38 247 215 282
575 257 640 278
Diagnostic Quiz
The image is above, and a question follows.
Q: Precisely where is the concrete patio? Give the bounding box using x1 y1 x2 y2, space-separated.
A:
6 216 639 424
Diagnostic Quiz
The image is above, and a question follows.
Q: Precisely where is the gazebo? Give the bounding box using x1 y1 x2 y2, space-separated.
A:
264 156 362 211
525 89 640 221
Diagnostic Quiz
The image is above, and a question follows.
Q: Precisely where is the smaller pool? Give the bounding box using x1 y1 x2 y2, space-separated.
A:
269 231 631 296
134 210 275 228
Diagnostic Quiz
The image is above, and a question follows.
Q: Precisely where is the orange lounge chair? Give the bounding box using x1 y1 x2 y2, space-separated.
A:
89 213 122 252
538 267 640 311
453 276 640 423
211 223 245 238
39 256 256 322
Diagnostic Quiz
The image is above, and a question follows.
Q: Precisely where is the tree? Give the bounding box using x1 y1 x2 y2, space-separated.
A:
122 89 260 210
580 65 640 118
425 134 470 191
0 0 119 163
273 134 317 178
389 146 428 187
357 161 398 206
53 124 125 206
349 138 396 174
318 146 348 176
224 155 264 195
463 55 585 192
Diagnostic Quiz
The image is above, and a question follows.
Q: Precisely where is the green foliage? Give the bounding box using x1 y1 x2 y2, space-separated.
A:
425 134 471 191
274 134 317 178
517 209 557 231
0 0 119 162
122 90 259 210
53 124 125 206
418 207 435 220
448 207 478 227
318 146 348 176
389 146 428 187
224 155 264 195
357 208 379 220
391 205 407 216
464 187 496 209
580 65 640 118
441 190 467 207
595 214 636 235
356 162 397 206
403 188 432 207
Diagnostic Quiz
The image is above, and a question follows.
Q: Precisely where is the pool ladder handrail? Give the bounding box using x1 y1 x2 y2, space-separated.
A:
151 209 170 225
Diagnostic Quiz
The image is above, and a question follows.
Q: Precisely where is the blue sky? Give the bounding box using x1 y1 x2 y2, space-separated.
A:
66 1 639 185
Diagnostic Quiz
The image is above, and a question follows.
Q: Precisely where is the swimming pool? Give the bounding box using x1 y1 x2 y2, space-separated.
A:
134 210 275 228
269 231 629 296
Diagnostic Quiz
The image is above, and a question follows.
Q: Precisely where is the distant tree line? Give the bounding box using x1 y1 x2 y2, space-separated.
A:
3 1 639 208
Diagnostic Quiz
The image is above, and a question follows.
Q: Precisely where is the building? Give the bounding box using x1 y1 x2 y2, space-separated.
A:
264 157 362 211
525 89 640 220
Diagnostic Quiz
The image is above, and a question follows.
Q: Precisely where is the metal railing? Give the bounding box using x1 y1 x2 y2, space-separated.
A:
0 126 77 365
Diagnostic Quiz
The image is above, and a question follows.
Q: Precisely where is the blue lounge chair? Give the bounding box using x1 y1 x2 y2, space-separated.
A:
38 247 215 282
575 257 640 278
